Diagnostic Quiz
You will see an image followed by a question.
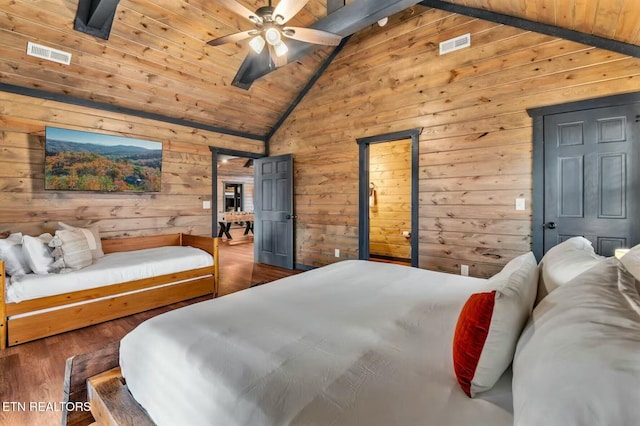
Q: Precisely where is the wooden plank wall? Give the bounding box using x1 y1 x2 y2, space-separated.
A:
270 7 640 276
0 91 263 239
369 139 412 260
217 158 255 213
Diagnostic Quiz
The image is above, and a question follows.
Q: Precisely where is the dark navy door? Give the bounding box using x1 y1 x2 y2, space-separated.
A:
254 154 294 268
543 104 640 255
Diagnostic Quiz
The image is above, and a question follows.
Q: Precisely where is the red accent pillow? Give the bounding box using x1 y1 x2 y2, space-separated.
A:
452 291 496 397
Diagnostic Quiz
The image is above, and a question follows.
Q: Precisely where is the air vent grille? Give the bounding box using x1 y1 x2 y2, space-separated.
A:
439 33 471 55
26 42 72 65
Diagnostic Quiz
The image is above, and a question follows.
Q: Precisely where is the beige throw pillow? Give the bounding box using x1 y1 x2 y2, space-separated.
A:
58 222 104 259
49 229 93 271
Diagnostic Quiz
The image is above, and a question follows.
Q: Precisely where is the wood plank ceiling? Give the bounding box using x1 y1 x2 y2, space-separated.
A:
0 0 339 137
440 0 640 45
1 0 639 139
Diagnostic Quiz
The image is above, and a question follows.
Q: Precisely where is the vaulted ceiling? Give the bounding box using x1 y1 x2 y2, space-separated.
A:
1 0 639 140
442 0 640 45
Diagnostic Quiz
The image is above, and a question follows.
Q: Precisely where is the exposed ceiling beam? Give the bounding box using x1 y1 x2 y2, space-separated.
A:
419 0 640 58
327 0 346 15
232 0 423 89
74 0 120 40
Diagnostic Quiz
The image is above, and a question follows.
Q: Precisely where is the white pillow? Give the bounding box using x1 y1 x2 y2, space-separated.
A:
22 233 56 275
485 251 539 310
536 236 603 303
513 258 640 426
58 222 104 259
617 245 640 316
49 229 93 271
453 252 539 397
0 232 31 276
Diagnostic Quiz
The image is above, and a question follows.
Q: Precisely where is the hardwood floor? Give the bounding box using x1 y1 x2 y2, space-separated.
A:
0 241 299 426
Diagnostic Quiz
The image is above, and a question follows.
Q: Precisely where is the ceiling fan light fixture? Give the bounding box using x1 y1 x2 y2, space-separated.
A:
249 35 266 54
209 0 342 72
274 41 288 57
264 27 281 45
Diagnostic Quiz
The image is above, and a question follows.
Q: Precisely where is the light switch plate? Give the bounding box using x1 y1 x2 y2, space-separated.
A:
515 198 525 211
461 265 469 276
335 249 340 258
202 200 211 209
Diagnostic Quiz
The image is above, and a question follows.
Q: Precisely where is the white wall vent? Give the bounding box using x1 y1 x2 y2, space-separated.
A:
439 33 471 55
26 42 72 65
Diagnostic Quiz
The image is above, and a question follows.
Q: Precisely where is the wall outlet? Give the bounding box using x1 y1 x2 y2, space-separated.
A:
461 264 469 276
334 249 340 258
202 200 211 209
515 198 525 211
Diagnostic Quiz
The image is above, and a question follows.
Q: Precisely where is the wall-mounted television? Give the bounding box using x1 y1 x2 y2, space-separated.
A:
44 127 162 193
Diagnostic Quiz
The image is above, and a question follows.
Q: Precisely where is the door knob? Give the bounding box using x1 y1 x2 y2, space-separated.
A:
286 214 298 220
545 222 556 229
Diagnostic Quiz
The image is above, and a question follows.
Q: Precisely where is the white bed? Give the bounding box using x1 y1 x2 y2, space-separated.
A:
7 246 214 303
120 260 514 426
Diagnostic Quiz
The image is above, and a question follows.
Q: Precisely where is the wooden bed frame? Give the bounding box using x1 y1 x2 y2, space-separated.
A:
62 341 150 426
0 233 219 349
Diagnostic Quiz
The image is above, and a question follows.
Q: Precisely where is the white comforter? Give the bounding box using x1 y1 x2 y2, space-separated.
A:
120 260 514 426
7 246 214 303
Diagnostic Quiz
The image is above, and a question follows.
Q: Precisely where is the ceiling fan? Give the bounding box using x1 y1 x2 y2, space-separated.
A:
208 0 343 68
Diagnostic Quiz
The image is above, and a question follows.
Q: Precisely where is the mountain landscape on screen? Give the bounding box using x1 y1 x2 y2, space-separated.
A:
44 127 162 193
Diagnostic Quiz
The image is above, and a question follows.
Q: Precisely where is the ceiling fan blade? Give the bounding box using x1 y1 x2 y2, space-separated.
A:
217 0 263 24
268 44 288 68
282 27 342 46
273 0 309 24
207 30 257 46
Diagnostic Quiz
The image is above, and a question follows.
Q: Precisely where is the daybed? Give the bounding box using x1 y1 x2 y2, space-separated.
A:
0 233 219 349
67 237 640 426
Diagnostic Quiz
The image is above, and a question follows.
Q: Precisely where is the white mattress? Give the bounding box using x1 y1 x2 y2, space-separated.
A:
120 260 514 426
7 246 214 303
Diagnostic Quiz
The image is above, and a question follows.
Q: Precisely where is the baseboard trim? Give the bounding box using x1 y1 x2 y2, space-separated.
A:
295 263 316 271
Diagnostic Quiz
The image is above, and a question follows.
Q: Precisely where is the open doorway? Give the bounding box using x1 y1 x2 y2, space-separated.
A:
215 154 256 245
369 139 412 265
211 148 296 270
357 129 420 267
